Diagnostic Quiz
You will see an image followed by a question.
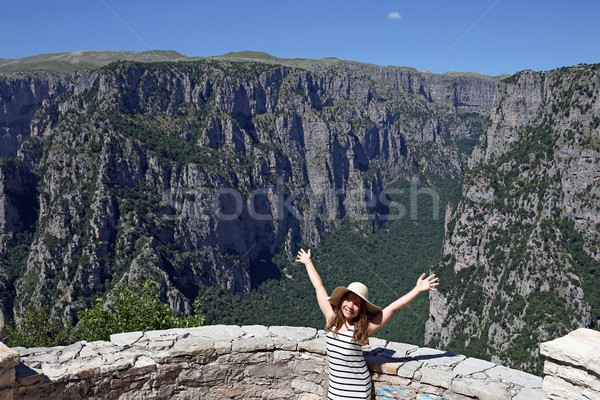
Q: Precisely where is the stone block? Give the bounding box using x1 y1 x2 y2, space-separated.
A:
187 324 245 341
244 363 292 379
78 345 99 359
371 373 410 386
156 384 176 398
451 377 512 400
261 388 296 399
269 326 317 341
297 394 321 400
110 331 144 347
419 366 456 389
119 356 157 379
365 355 402 375
273 336 297 351
0 343 19 369
298 337 326 355
485 365 542 389
169 337 215 357
544 359 600 391
292 359 321 374
99 358 132 374
385 342 419 358
214 340 232 355
291 378 324 395
57 342 83 363
273 350 293 363
512 387 544 400
179 365 228 386
14 363 45 386
452 357 496 377
363 336 387 352
0 387 13 400
410 347 465 368
208 385 247 398
540 328 600 374
241 324 270 337
20 351 57 365
145 328 189 342
0 368 15 388
231 336 274 353
397 360 422 379
543 375 599 400
66 363 101 380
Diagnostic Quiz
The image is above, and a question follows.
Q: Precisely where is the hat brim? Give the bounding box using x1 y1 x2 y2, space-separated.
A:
328 286 382 316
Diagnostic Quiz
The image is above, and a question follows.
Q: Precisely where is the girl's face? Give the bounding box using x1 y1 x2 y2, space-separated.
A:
341 292 363 321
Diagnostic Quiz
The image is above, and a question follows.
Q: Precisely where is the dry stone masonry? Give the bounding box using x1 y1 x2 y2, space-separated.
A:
0 324 558 399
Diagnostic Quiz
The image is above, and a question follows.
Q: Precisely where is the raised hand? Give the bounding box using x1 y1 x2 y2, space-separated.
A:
295 248 312 265
416 273 439 292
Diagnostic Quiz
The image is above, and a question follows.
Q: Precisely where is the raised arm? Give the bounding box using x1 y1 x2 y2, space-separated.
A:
295 248 335 320
368 273 439 335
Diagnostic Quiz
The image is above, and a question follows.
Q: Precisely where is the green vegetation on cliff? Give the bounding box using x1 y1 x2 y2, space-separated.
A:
197 175 462 346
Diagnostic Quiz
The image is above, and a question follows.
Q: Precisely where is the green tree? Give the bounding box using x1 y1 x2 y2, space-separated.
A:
1 303 75 348
1 280 205 347
76 280 205 342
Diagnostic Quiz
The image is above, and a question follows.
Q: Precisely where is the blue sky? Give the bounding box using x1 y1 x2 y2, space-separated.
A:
1 0 599 76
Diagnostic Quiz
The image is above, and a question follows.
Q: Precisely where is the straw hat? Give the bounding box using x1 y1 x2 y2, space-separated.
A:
328 282 382 316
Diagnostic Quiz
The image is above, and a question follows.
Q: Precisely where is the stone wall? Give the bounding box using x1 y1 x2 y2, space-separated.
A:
540 328 600 400
0 324 547 399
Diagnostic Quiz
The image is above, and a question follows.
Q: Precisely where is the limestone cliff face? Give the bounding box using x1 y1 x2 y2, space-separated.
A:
0 59 494 322
0 72 69 157
426 65 600 373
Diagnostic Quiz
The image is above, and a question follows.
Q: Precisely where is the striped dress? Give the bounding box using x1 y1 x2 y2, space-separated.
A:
325 326 372 400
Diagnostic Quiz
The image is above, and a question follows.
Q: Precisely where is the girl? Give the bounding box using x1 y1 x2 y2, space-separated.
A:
295 248 439 400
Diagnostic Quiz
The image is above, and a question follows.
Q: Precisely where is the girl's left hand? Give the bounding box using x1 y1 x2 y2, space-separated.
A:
416 273 439 292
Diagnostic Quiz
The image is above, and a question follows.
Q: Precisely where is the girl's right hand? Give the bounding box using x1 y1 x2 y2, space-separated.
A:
295 248 311 265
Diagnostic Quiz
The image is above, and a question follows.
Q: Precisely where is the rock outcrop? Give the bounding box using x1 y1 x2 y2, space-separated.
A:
425 64 600 373
540 328 600 400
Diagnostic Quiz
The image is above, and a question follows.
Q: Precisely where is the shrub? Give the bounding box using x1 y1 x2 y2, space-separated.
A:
0 280 205 347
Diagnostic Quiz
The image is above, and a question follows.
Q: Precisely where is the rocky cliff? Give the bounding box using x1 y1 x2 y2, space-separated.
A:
0 56 496 327
425 64 600 373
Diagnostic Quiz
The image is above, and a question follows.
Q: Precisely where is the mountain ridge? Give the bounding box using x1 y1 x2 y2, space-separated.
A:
0 49 509 78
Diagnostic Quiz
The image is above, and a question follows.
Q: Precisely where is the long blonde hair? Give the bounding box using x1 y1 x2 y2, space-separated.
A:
325 293 369 345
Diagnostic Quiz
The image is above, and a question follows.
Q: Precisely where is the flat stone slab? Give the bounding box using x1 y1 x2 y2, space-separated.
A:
188 325 245 341
110 331 144 347
409 347 465 367
451 377 513 400
57 342 83 363
241 325 270 337
453 357 497 376
145 328 189 341
169 338 215 357
364 336 387 351
486 365 542 389
268 326 317 341
385 342 418 358
513 387 545 400
540 328 600 374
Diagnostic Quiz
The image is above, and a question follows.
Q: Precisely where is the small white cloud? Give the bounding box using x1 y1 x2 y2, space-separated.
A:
388 11 402 20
